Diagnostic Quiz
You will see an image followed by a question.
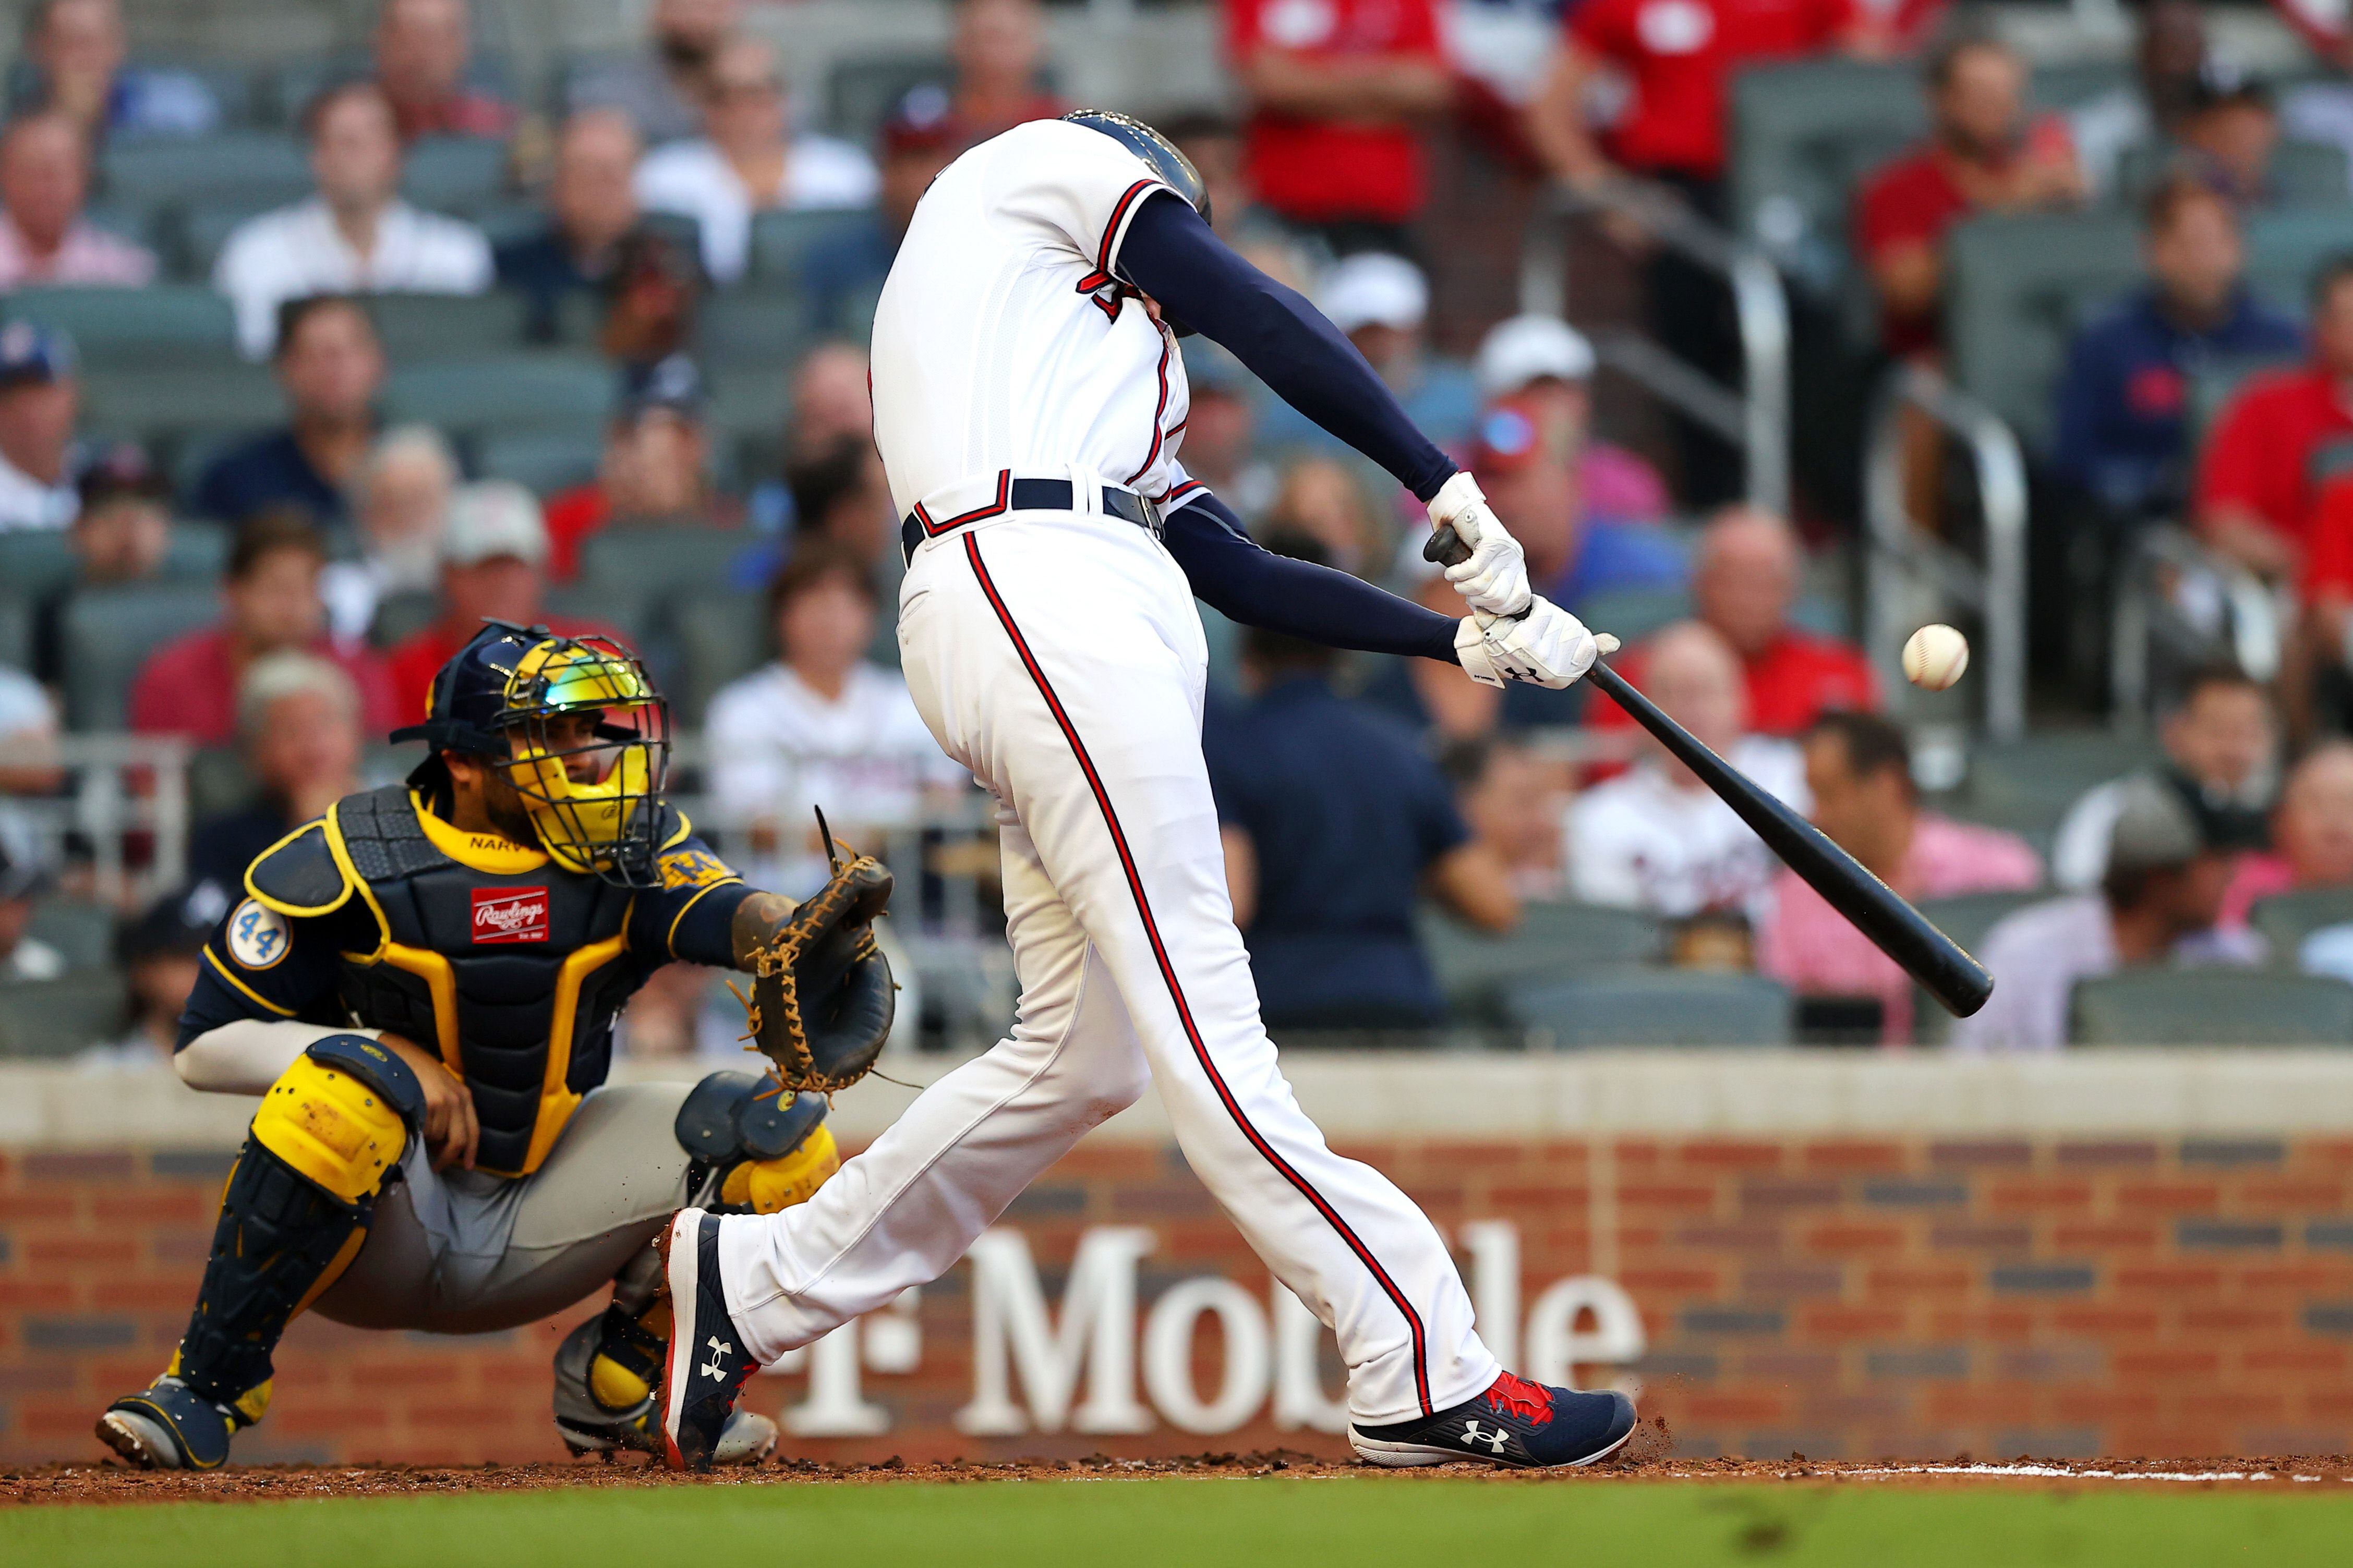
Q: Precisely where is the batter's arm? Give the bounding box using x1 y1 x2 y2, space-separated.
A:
1162 488 1460 662
1117 193 1457 504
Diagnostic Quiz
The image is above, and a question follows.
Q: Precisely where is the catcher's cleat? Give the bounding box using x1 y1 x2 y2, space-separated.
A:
1348 1371 1637 1469
96 1378 240 1470
657 1209 761 1472
552 1311 778 1464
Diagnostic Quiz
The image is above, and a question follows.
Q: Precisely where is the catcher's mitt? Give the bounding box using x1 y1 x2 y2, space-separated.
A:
735 815 895 1092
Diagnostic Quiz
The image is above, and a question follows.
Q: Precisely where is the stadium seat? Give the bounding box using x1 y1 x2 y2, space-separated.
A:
1505 966 1793 1047
1729 58 1923 294
477 428 604 497
3 285 238 366
695 291 814 369
826 54 951 143
2246 208 2353 314
0 972 128 1059
2115 140 2351 211
383 355 613 436
28 897 116 971
2071 968 2353 1046
401 136 510 215
747 209 878 288
1947 731 2157 846
177 200 285 277
707 368 791 446
2249 887 2353 966
1910 889 2047 1044
1944 210 2143 448
99 132 309 210
1420 902 1665 1022
576 525 755 633
81 363 286 446
366 292 533 358
368 588 440 650
0 530 78 609
674 590 771 726
164 522 231 579
0 594 29 673
59 582 220 731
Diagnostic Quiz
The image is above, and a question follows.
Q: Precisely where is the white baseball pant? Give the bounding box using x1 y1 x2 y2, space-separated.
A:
712 507 1499 1424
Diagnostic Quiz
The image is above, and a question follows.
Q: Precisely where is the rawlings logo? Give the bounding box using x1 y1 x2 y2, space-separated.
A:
471 887 550 944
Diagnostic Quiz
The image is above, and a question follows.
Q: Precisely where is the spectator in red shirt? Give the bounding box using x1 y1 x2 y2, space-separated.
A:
129 513 394 746
542 355 729 580
384 481 613 725
1856 32 2085 360
374 0 517 144
2198 256 2353 581
945 0 1064 148
1224 0 1451 253
1590 505 1877 740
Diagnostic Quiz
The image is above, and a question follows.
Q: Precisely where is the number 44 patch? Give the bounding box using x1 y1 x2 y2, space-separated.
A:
226 898 292 970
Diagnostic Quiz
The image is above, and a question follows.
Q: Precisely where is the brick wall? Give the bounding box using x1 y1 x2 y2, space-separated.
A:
5 1132 2351 1465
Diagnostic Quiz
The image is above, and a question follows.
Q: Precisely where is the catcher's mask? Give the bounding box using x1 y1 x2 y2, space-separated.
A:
391 622 673 888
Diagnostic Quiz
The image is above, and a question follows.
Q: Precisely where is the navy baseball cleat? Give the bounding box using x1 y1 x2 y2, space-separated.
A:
96 1377 240 1470
657 1209 762 1472
1349 1371 1638 1468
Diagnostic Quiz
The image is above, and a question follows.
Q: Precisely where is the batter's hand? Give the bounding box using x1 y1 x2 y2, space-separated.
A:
1427 472 1531 619
376 1031 477 1172
1456 599 1615 690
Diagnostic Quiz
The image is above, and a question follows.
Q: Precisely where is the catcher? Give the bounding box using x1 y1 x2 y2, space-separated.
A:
97 623 893 1470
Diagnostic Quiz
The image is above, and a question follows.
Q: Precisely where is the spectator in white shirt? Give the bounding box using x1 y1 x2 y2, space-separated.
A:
214 80 493 357
1956 775 2256 1053
319 424 456 645
0 111 155 288
0 320 80 533
704 538 966 895
1568 621 1808 921
633 34 877 285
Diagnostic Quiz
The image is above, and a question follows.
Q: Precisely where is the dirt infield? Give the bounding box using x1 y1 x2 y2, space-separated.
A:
8 1420 2352 1507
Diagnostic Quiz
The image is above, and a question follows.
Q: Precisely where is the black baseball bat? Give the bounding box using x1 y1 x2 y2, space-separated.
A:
1427 524 1993 1018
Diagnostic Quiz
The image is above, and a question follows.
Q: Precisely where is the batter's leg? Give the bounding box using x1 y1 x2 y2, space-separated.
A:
951 529 1498 1426
714 810 1152 1362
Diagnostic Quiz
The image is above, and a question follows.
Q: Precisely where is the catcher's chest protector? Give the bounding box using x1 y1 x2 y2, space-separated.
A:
327 787 641 1176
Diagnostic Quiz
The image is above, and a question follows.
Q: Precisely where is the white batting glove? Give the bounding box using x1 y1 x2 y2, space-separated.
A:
1427 471 1531 618
1456 599 1616 690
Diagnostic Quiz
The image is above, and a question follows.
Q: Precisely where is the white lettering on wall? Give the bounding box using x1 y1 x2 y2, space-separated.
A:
1270 1284 1348 1433
1141 1277 1271 1434
1525 1275 1647 1391
954 1226 1155 1435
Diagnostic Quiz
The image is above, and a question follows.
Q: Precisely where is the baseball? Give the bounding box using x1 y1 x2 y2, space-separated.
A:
1902 624 1970 690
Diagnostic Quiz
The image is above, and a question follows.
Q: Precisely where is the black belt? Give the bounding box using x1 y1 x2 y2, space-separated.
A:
900 478 1160 565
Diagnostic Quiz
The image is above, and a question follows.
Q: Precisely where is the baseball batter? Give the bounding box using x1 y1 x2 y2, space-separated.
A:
661 112 1634 1470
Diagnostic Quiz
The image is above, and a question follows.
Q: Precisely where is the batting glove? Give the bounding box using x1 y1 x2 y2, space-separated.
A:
1427 471 1532 619
1456 599 1618 690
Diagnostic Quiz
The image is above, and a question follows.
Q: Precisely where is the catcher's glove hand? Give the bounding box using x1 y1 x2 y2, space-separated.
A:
735 815 896 1093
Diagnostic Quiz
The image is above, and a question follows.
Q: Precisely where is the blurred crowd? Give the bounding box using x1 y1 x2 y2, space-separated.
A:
9 0 2353 1062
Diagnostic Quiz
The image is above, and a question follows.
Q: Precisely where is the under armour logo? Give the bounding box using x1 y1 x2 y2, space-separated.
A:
1461 1420 1510 1453
700 1336 732 1381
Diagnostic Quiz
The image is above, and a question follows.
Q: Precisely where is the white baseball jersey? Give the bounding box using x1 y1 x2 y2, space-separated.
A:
868 119 1191 517
714 120 1504 1432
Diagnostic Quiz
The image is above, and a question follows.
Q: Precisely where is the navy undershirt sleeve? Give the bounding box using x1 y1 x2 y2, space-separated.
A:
1117 193 1458 504
1162 490 1459 664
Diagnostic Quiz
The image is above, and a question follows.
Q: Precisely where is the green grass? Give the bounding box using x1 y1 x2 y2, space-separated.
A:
5 1476 2351 1566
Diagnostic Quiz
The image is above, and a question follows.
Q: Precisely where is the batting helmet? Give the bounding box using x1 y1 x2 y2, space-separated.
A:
391 621 674 888
1061 110 1211 228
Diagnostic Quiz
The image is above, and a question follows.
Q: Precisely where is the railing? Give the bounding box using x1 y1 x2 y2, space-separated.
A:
1863 363 2030 743
0 733 190 907
1519 179 1792 518
2106 526 2286 731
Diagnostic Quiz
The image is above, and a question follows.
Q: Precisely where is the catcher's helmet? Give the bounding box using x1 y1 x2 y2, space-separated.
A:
391 622 673 888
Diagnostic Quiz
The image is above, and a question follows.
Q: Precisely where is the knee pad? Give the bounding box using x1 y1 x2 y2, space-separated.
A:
251 1035 423 1205
675 1069 837 1214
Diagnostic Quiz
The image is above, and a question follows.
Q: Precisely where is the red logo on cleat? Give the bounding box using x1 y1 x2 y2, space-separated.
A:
1484 1371 1554 1425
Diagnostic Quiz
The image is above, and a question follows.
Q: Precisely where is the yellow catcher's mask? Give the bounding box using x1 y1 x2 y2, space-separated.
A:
499 634 672 885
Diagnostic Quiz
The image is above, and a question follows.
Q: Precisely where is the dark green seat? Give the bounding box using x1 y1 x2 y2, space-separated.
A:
2249 887 2353 967
477 428 604 497
81 364 285 445
28 897 116 971
695 291 813 369
1506 966 1792 1048
402 136 509 215
825 55 950 145
0 530 78 608
1945 211 2144 448
384 355 612 435
2070 969 2353 1046
59 581 220 731
5 285 237 366
1911 890 2047 1044
366 292 533 359
100 133 308 209
1421 902 1664 1022
674 591 771 727
2246 207 2353 316
0 972 129 1058
1729 57 1923 291
2116 140 2351 211
747 209 878 288
0 594 27 672
1954 731 2162 842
